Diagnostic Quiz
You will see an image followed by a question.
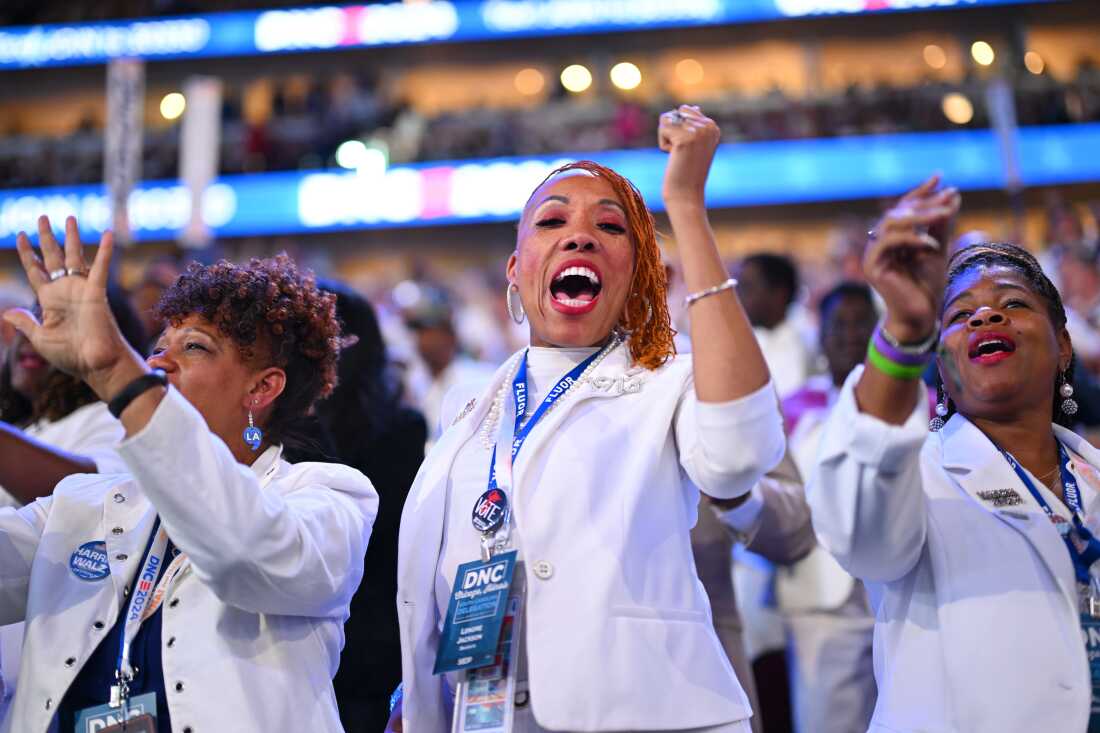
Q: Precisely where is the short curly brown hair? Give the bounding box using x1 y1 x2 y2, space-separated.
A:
155 254 340 446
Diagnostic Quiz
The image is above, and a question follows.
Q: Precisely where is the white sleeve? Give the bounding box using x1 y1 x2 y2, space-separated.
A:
0 497 50 625
674 375 786 501
117 387 379 618
61 403 128 475
712 486 765 542
806 366 930 583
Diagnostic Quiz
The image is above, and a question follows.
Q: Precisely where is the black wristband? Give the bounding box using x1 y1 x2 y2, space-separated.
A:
107 369 168 419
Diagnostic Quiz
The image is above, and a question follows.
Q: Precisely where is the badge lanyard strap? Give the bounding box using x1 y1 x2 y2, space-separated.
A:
1001 443 1100 584
111 446 284 707
481 348 604 556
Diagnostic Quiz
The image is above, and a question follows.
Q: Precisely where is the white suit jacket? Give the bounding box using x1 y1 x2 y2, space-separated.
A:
776 397 858 613
808 367 1091 733
0 387 378 733
397 345 786 732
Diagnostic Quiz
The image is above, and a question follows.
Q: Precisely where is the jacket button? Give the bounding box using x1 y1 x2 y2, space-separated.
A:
93 621 105 631
183 728 193 733
175 682 184 693
64 657 76 667
167 636 176 648
113 493 125 503
45 698 52 710
533 561 554 580
115 553 128 562
112 527 124 535
123 585 131 597
169 598 180 608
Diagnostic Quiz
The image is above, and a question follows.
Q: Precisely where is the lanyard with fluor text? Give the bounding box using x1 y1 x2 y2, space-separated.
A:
476 348 604 560
1002 443 1100 585
486 347 603 495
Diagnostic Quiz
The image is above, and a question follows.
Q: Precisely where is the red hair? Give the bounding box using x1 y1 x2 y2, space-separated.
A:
528 161 676 370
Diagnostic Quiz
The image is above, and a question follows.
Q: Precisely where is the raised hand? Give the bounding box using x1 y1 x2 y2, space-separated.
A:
658 105 720 208
4 216 133 387
864 176 960 343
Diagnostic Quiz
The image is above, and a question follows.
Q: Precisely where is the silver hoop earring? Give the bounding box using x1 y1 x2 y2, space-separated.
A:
506 283 526 325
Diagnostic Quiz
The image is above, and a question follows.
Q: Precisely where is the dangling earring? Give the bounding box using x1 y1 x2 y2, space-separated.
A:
930 387 949 432
1060 375 1079 417
506 282 526 325
243 401 263 451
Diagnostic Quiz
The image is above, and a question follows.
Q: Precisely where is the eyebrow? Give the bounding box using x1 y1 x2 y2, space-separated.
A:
944 281 1032 310
533 195 626 214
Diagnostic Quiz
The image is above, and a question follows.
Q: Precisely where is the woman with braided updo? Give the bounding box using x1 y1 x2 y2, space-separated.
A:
0 216 377 733
395 107 784 732
809 178 1098 732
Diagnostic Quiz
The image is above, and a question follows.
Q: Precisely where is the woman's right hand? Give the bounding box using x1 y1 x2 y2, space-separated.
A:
863 176 960 343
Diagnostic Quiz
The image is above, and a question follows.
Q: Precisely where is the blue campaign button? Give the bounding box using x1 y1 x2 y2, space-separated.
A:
69 541 111 582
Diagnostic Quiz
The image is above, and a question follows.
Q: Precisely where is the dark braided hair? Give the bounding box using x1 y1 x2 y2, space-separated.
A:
936 242 1075 427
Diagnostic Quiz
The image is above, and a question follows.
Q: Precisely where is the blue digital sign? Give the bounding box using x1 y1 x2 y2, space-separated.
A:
1 123 1096 247
0 0 1050 70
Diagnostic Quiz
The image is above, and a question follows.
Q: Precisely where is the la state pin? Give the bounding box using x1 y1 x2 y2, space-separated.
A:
472 489 508 534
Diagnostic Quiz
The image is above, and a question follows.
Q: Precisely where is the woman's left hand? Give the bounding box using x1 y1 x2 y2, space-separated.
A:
4 216 133 390
658 105 720 208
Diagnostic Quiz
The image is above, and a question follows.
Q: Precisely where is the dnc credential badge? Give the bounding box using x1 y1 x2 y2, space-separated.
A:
70 541 111 581
434 550 517 675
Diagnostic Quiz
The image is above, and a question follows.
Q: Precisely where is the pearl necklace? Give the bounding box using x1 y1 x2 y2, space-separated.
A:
478 335 623 450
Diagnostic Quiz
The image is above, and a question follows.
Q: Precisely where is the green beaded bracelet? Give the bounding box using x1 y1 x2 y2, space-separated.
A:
867 340 929 381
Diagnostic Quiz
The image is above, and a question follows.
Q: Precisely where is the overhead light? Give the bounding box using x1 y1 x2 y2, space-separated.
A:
335 139 388 178
675 58 704 85
970 41 995 67
514 68 545 96
942 93 974 125
609 61 642 91
160 92 186 120
923 44 947 70
1024 51 1044 75
560 64 593 94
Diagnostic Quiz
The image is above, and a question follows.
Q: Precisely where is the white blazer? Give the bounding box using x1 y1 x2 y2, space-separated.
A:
808 367 1092 733
776 400 858 613
397 344 786 732
0 388 378 733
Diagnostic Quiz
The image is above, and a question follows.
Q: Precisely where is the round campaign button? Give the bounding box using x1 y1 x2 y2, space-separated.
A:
70 541 111 582
471 488 509 534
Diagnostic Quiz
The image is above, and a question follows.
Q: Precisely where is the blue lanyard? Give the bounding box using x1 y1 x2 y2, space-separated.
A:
1001 444 1100 584
115 517 165 684
487 347 603 494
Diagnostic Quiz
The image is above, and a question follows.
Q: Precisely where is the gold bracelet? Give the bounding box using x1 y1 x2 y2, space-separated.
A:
684 278 738 308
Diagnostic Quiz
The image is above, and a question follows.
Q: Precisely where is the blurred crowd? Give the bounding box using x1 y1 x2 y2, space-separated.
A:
4 60 1100 190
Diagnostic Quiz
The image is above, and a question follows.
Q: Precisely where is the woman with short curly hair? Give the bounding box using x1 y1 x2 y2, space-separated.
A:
0 215 378 733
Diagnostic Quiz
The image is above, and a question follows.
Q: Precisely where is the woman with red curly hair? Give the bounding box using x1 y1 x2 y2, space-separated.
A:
395 107 783 732
0 217 377 733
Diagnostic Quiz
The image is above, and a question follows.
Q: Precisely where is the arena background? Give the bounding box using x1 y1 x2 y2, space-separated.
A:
0 0 1097 365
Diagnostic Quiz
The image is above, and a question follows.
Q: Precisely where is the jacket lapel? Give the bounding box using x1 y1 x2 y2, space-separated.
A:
508 342 641 502
397 352 522 598
101 480 158 605
940 415 1078 612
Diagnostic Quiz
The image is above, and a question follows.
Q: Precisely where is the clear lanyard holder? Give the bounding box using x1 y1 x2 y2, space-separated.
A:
451 567 525 733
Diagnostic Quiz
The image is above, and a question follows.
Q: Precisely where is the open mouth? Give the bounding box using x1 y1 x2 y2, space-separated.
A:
15 349 47 371
549 260 602 315
968 332 1017 364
